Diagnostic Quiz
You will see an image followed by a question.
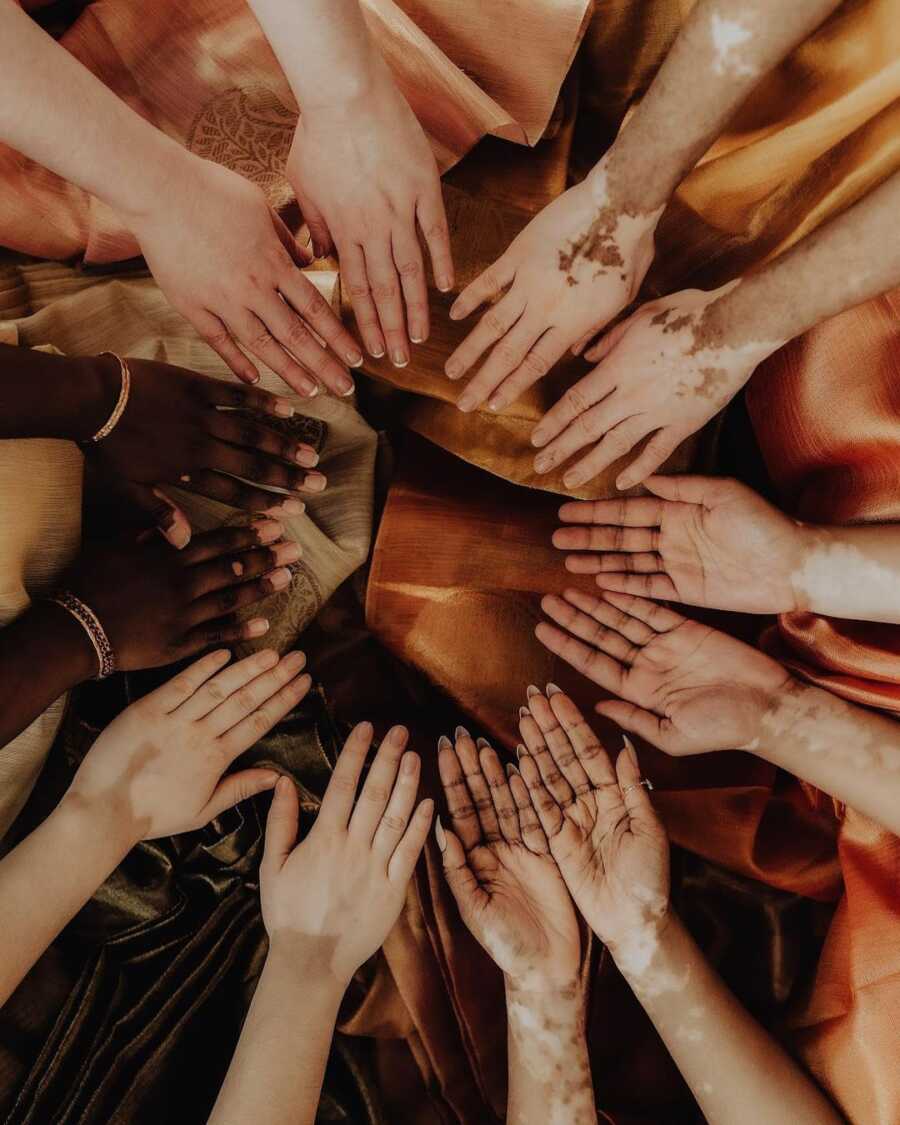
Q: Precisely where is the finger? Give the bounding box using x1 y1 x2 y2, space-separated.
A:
541 592 639 666
456 312 544 413
153 648 233 714
178 647 280 721
533 394 626 476
177 613 272 655
255 293 354 397
372 750 421 860
417 187 454 294
615 735 664 833
184 541 301 600
455 730 502 843
599 590 685 633
349 725 410 844
262 774 300 872
437 733 481 851
199 767 280 824
528 688 594 797
553 525 661 554
546 689 617 790
643 474 724 505
571 327 596 357
517 753 565 841
206 410 320 470
271 212 314 268
234 310 319 397
478 743 521 843
178 470 307 519
558 497 665 528
217 669 313 759
486 328 569 413
392 222 429 346
204 651 308 740
506 766 549 854
276 267 364 375
186 566 293 627
518 695 576 808
436 819 488 920
616 430 682 492
531 363 618 451
449 256 515 322
583 318 629 363
318 722 374 827
194 309 259 385
444 290 525 382
198 442 322 495
387 797 434 885
534 618 625 695
180 521 285 566
297 190 333 259
564 588 656 646
119 480 191 550
595 700 674 753
593 572 679 599
563 416 655 490
202 379 296 421
365 240 409 368
341 243 385 359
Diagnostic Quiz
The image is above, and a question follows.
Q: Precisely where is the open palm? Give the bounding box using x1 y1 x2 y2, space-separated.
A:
437 729 580 990
537 589 791 754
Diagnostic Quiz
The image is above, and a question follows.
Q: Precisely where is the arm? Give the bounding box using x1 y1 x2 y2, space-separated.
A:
210 723 433 1124
515 686 844 1125
0 647 311 1004
445 0 841 414
536 588 900 838
0 0 360 393
554 475 900 624
435 730 596 1124
247 0 453 365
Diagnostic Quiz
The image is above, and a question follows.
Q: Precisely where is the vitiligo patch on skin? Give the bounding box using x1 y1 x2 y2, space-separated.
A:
790 539 900 621
709 11 757 77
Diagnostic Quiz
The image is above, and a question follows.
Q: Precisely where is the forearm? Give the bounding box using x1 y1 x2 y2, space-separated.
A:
708 168 900 349
0 791 132 1004
0 345 116 442
246 0 382 111
209 938 345 1125
613 914 843 1125
0 602 97 751
754 680 900 836
0 0 190 221
597 0 841 212
789 521 900 624
506 982 598 1125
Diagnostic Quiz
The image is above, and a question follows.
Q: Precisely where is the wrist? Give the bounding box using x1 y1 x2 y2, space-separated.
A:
71 353 122 444
297 53 394 125
699 274 793 359
55 782 141 864
29 600 99 687
113 140 202 227
265 931 353 997
605 909 675 981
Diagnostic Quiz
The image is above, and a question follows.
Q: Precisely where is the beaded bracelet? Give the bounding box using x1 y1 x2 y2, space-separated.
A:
85 352 131 443
48 591 116 679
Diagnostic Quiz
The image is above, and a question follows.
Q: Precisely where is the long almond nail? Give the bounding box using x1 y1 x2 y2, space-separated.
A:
476 737 491 750
518 706 530 718
455 725 470 740
435 815 447 852
526 685 540 699
438 734 453 751
546 683 562 696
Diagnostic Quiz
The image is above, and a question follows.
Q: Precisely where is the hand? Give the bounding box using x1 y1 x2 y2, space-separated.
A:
531 285 781 491
289 67 453 367
66 647 310 842
554 476 805 614
537 589 792 753
436 728 581 991
444 160 660 414
86 355 326 548
64 522 301 671
515 686 669 955
125 154 363 395
260 723 434 987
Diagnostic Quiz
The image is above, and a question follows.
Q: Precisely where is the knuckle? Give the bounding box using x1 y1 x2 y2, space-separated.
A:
285 318 312 350
329 772 357 794
397 259 422 279
347 281 371 299
381 813 406 833
565 387 589 416
523 351 548 377
371 281 398 301
205 679 229 704
235 686 257 712
363 783 392 804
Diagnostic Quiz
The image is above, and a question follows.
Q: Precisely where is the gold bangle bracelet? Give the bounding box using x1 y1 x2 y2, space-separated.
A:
87 352 131 443
48 591 116 679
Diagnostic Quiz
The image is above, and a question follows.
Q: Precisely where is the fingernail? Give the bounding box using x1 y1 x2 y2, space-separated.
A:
445 359 461 379
392 349 409 368
283 650 306 672
437 276 453 293
438 734 453 751
534 455 553 474
546 683 562 696
617 476 632 491
168 524 191 550
516 743 526 760
476 737 491 750
246 617 270 637
526 685 540 699
518 706 530 718
265 498 305 517
302 382 319 398
454 725 470 740
506 763 520 778
410 332 425 344
252 519 283 544
564 472 581 489
267 566 293 591
457 395 475 413
272 541 302 566
296 446 319 468
623 735 639 767
487 399 502 413
347 351 364 368
304 472 327 493
370 344 385 358
435 815 447 852
532 429 549 448
276 775 291 795
401 751 418 775
340 383 355 397
274 399 295 417
232 560 244 577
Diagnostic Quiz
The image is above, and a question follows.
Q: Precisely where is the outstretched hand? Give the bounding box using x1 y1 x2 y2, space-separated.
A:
516 686 669 955
437 727 581 991
554 476 805 614
536 589 791 754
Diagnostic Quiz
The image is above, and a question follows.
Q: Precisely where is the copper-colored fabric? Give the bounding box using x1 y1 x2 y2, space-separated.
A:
1 0 592 263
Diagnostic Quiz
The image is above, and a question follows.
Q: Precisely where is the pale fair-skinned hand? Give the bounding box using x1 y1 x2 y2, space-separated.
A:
436 728 582 992
128 155 364 396
554 475 805 615
517 686 670 956
531 286 781 491
445 161 661 415
536 589 792 754
260 722 434 986
67 647 311 843
289 69 453 368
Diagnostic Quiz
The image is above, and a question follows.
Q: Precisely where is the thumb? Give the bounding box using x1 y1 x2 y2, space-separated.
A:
262 775 300 871
297 192 334 259
272 211 314 268
120 481 191 549
436 817 484 920
584 318 629 364
202 767 280 823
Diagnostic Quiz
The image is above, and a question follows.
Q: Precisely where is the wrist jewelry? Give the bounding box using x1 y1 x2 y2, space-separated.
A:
86 352 131 443
48 591 116 679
